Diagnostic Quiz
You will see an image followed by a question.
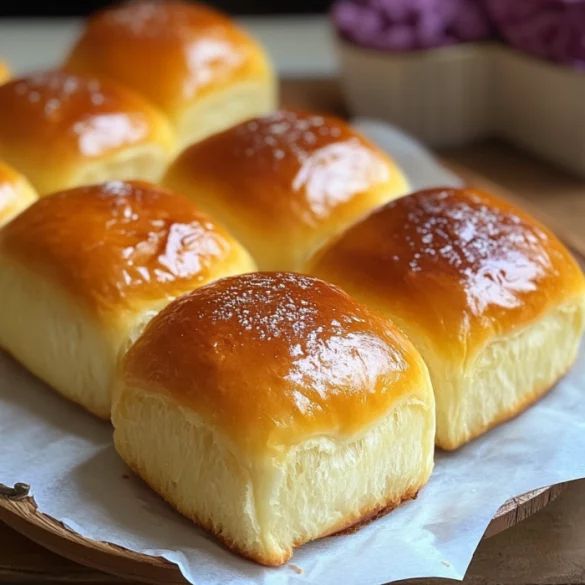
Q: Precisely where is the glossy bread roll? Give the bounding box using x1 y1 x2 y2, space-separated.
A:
0 71 174 196
308 187 585 450
64 0 276 150
164 109 409 270
112 272 435 565
0 181 255 418
0 161 38 227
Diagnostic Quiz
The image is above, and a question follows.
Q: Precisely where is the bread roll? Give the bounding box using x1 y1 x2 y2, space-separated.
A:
308 187 585 450
164 109 409 270
112 272 435 565
64 0 276 150
0 161 38 227
0 181 255 418
0 71 174 196
0 61 10 85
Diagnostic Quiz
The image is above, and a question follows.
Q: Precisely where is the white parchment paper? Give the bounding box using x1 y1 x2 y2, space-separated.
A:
1 120 584 585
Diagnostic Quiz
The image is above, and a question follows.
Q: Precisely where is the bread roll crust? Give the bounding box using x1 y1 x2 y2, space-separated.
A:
0 161 38 226
309 187 585 359
121 272 427 455
0 71 174 194
0 180 253 322
65 0 272 114
308 187 585 448
164 110 409 270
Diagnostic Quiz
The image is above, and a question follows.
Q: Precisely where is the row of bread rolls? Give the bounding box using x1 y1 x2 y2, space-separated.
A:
0 0 275 199
1 177 582 564
0 180 435 565
0 0 584 567
0 105 409 415
0 71 408 266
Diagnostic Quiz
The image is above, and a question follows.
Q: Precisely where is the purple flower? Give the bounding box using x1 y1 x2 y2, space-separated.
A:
331 0 493 51
485 0 585 69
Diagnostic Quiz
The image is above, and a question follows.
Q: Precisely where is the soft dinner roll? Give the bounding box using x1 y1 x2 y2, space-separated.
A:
0 161 38 227
0 71 174 196
112 272 435 565
308 187 585 450
64 0 276 150
0 61 10 84
0 181 255 418
164 109 409 270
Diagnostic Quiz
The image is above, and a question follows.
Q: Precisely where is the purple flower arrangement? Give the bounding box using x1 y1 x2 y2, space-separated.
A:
332 0 585 69
332 0 492 51
486 0 585 69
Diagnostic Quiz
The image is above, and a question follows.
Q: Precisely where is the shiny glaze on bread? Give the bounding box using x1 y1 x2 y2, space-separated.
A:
0 71 173 193
0 181 250 318
121 272 428 454
164 110 409 269
65 0 271 114
309 187 585 359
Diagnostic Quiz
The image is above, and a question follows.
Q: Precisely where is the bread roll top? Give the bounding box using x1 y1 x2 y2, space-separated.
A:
0 71 174 194
309 187 585 360
164 109 409 269
0 180 253 320
120 272 429 455
64 0 272 114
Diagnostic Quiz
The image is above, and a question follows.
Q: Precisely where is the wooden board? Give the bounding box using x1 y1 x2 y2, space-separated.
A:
5 480 585 585
0 483 568 585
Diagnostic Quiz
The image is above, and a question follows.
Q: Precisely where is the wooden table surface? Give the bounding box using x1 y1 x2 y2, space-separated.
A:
2 77 585 584
3 480 585 585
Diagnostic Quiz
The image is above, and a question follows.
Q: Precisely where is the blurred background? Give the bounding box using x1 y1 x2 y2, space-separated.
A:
0 1 337 79
1 0 584 179
0 1 331 15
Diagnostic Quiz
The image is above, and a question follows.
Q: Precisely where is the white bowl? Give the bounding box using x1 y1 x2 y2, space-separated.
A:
337 37 585 176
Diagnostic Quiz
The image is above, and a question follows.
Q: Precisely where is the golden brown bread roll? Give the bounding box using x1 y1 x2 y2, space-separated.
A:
64 0 276 150
307 187 585 450
112 271 435 565
0 71 174 196
0 161 38 227
0 181 255 418
164 109 409 270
